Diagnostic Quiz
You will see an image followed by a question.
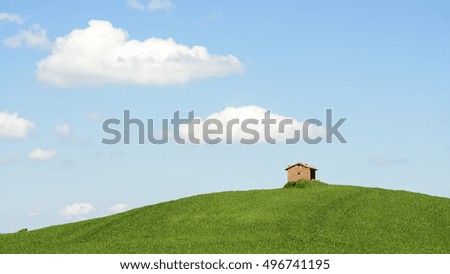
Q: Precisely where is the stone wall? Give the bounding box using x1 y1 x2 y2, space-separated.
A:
287 165 312 182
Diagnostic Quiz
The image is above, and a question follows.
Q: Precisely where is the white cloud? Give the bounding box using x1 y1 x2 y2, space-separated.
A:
54 123 71 136
94 150 125 159
4 24 51 49
126 0 174 11
87 112 105 121
108 203 130 214
148 0 174 11
59 203 95 218
28 208 42 217
0 153 20 164
110 150 125 158
0 112 35 140
54 123 90 146
36 20 243 87
370 155 410 166
127 0 145 10
28 149 58 160
179 105 325 144
0 12 24 24
202 12 223 23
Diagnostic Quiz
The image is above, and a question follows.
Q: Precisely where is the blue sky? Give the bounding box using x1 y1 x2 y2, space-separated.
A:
0 1 449 233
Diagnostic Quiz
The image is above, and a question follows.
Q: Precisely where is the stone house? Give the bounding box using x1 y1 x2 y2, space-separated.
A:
285 162 317 182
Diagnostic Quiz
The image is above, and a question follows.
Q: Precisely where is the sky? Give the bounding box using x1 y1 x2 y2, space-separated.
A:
0 0 449 233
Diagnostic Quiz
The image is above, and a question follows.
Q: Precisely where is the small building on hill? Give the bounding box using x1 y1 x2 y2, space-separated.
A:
285 162 317 182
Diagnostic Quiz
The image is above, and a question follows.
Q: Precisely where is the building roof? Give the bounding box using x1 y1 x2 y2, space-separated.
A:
285 162 317 171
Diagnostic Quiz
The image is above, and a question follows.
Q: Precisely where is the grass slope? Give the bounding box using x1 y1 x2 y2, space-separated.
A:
1 183 449 253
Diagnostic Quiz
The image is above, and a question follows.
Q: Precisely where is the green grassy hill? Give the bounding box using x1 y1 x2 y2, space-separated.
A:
1 182 449 253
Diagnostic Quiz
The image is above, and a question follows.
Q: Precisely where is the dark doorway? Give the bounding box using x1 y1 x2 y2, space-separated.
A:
311 170 316 180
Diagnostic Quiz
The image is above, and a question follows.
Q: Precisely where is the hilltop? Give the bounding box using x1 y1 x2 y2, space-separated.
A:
0 182 449 253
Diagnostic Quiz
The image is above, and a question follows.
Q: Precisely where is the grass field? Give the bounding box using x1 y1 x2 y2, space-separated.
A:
1 182 449 253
